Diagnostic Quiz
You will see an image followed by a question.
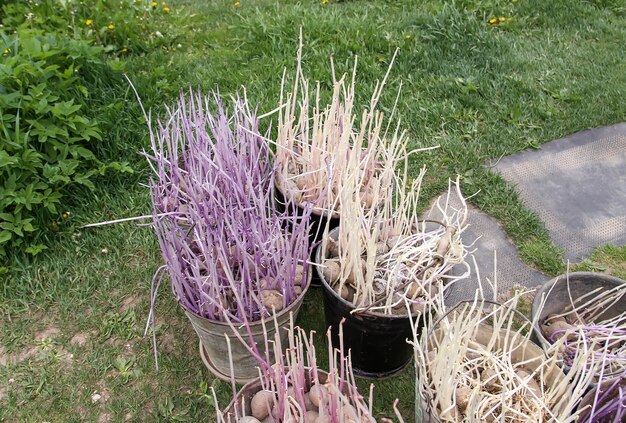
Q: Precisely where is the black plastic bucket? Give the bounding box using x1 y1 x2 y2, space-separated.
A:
275 186 340 287
315 228 418 378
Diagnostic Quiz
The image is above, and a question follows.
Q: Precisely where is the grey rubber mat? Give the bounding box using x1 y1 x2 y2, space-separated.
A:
423 191 548 306
490 123 626 261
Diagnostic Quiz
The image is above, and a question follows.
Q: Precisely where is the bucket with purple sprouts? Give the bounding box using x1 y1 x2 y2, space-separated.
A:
146 90 313 382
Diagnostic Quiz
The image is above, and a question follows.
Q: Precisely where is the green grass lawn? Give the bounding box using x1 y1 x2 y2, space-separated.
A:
1 0 626 421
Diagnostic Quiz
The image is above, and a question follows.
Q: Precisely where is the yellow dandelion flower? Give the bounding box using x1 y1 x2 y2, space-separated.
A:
163 6 170 11
107 24 115 30
405 34 411 39
161 1 166 5
85 19 93 26
498 16 507 22
3 48 11 55
488 18 497 25
233 1 241 6
151 1 157 7
122 48 128 53
321 0 329 4
62 211 70 219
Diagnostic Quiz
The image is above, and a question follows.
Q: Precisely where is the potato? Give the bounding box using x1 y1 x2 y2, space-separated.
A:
480 368 500 392
327 238 340 258
308 384 327 407
294 174 313 191
260 290 285 312
564 312 580 325
239 416 262 423
294 285 303 297
340 284 356 302
375 241 389 255
541 320 575 341
515 369 541 398
411 302 426 315
294 264 305 285
360 190 375 209
316 415 332 423
322 260 341 283
406 282 423 299
465 349 481 361
341 404 358 422
386 235 402 250
304 411 319 423
250 390 275 420
303 392 315 411
259 277 275 290
346 259 367 285
455 386 471 412
260 417 275 423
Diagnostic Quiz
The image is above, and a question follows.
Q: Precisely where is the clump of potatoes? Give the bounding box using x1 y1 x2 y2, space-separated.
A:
234 381 375 423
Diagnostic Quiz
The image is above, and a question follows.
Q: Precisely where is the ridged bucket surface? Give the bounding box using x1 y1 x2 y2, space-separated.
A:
315 227 419 378
184 268 311 384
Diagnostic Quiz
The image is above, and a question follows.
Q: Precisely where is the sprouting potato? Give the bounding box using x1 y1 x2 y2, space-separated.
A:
322 260 341 283
250 390 275 420
455 385 471 412
541 320 576 341
515 369 542 399
294 264 305 286
259 277 275 290
260 290 285 311
327 238 340 258
308 384 327 408
304 410 318 423
480 368 500 392
303 392 315 411
375 241 390 255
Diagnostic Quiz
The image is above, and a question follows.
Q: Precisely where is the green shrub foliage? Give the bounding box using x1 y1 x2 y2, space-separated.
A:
0 30 131 256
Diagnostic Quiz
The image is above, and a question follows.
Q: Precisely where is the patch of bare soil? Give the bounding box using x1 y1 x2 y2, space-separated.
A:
8 345 38 365
159 332 177 355
70 331 95 348
35 326 61 342
0 345 7 366
98 413 112 423
120 294 142 314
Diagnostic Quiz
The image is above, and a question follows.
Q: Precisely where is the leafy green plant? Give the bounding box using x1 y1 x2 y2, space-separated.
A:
0 29 131 256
